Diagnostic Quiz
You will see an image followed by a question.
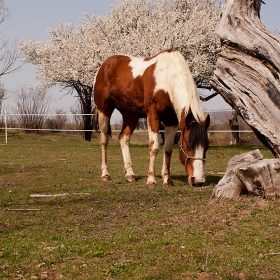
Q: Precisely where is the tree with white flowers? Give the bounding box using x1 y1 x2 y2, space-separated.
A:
19 0 222 140
18 22 99 140
95 0 221 88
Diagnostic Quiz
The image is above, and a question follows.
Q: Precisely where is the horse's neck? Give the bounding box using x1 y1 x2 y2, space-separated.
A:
174 96 205 127
177 103 205 130
170 93 193 125
165 51 204 124
177 110 187 131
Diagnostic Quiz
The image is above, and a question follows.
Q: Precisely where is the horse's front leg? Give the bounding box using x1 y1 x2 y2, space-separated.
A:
146 114 160 188
98 111 111 181
119 116 138 182
162 126 178 187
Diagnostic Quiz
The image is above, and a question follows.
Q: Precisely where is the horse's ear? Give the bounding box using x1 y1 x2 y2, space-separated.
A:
185 111 194 129
202 114 210 130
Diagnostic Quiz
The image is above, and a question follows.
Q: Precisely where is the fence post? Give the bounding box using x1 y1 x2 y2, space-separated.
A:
4 109 7 144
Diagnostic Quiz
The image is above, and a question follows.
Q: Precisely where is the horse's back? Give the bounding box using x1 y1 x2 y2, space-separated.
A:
93 50 198 121
94 55 127 112
94 54 148 117
94 54 130 94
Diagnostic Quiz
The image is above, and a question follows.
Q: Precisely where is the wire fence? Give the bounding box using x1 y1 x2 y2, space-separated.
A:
0 110 254 144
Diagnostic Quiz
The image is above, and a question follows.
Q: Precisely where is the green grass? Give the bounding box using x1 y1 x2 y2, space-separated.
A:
0 132 279 279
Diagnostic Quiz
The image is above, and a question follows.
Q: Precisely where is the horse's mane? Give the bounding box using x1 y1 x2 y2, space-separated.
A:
189 121 208 150
169 51 205 123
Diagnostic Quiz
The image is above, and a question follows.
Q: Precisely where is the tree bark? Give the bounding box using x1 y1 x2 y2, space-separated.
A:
211 0 280 157
211 149 280 200
229 110 239 145
73 82 96 141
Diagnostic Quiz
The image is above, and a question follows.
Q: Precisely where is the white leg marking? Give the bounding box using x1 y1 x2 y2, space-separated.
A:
193 145 206 183
120 134 135 179
99 112 110 179
147 126 160 187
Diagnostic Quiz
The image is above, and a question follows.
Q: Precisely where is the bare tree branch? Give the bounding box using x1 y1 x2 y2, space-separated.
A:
0 0 21 77
199 92 218 102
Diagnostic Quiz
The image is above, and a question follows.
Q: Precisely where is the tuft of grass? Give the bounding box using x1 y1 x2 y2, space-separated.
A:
0 132 278 279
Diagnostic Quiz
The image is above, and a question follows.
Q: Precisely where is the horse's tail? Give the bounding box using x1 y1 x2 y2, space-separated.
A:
108 123 112 138
94 105 99 131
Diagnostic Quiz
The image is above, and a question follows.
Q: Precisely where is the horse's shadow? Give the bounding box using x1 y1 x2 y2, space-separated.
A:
134 174 221 187
167 174 221 186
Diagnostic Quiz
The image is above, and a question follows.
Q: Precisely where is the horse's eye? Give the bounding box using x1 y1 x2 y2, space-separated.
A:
186 145 191 151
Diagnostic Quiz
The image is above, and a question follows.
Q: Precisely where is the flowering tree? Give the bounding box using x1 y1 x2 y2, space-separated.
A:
95 0 221 88
19 0 222 140
18 22 99 140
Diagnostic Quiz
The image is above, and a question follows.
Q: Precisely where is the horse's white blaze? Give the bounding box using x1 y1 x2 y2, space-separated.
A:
120 134 134 177
193 145 206 183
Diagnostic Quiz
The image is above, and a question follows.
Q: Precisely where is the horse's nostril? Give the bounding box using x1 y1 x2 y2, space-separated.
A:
191 177 205 187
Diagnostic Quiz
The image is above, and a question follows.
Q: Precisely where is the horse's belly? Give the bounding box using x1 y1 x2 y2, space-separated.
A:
112 92 146 117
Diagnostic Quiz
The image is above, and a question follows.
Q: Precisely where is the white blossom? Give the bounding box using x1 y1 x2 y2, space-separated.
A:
19 0 222 90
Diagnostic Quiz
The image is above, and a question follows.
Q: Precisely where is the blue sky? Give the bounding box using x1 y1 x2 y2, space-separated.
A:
1 0 280 117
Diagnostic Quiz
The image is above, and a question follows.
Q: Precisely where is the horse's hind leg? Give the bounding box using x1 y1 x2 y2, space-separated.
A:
162 126 178 187
119 115 138 182
98 111 111 181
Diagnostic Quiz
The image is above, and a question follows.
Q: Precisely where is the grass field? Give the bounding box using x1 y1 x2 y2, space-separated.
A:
1 132 279 280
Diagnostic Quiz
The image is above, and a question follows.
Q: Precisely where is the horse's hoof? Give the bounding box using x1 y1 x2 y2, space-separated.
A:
101 174 111 181
146 182 157 189
163 180 174 187
125 175 136 183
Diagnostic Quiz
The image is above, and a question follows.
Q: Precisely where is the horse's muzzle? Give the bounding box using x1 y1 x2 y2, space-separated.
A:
190 176 206 187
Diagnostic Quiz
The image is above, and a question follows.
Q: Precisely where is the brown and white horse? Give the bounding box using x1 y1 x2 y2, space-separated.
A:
94 49 210 187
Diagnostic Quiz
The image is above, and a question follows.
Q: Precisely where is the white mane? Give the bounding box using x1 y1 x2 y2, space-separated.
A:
154 50 205 123
169 51 205 122
128 50 205 123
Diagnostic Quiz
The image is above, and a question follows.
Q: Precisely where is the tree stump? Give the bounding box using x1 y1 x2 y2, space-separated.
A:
211 0 280 157
211 149 280 200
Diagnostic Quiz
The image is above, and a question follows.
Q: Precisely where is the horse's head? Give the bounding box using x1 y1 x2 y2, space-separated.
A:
179 112 210 186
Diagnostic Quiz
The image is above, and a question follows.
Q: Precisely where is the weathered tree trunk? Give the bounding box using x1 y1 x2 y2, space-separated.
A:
211 0 280 157
211 149 280 200
229 110 239 145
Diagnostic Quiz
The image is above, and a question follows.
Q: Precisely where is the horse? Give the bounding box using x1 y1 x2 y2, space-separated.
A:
94 49 210 187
